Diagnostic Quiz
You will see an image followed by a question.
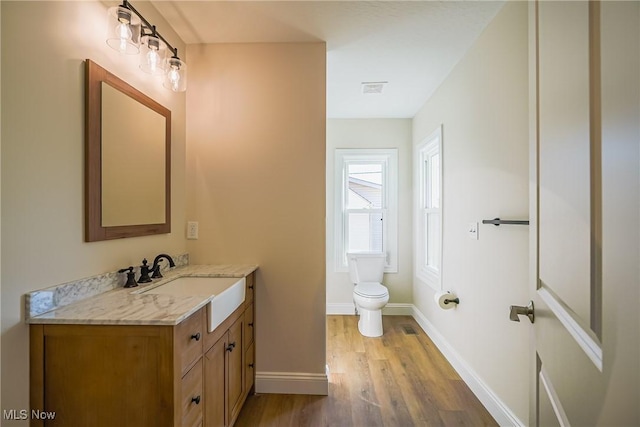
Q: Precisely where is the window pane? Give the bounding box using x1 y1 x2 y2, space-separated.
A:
423 159 429 209
430 153 440 208
347 163 382 209
426 212 440 270
348 212 383 252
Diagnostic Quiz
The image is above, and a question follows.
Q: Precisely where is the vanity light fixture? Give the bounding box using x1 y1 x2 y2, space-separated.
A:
106 0 187 92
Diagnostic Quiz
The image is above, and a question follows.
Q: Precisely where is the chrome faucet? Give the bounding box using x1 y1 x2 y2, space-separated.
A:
151 253 176 279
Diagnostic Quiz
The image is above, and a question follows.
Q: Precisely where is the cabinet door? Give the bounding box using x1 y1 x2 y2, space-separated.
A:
204 334 226 427
243 303 254 352
245 342 255 394
227 316 245 424
39 325 173 427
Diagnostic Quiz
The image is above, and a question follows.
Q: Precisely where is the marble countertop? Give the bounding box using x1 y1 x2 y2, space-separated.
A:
28 264 258 327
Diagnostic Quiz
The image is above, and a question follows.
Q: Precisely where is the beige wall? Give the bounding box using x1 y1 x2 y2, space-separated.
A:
1 1 187 419
326 119 413 308
412 2 529 423
185 43 327 379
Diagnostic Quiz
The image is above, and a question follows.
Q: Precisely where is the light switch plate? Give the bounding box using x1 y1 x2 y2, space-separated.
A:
468 222 479 240
187 221 199 240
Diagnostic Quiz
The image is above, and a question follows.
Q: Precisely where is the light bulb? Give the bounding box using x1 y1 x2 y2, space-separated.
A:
146 48 160 73
168 66 181 91
163 55 186 92
115 22 132 53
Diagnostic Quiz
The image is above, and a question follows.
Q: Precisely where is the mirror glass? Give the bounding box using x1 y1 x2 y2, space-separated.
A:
101 82 166 226
85 59 171 241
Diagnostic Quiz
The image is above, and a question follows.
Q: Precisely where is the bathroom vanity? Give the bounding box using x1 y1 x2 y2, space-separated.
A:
28 265 257 427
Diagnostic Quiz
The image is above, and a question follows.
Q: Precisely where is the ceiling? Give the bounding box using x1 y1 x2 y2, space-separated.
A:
151 1 504 119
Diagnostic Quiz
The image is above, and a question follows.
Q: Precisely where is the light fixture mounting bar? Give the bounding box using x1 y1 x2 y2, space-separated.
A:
122 0 179 57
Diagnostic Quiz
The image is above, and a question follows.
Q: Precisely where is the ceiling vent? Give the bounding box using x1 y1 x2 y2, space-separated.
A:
361 81 387 94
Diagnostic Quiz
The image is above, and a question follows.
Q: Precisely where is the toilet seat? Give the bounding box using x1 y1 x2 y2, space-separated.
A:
354 282 389 298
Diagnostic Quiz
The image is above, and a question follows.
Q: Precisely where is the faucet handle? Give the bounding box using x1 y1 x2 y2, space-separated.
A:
138 258 153 283
118 266 138 288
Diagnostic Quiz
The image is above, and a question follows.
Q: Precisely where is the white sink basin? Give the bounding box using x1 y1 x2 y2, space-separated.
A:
139 276 246 332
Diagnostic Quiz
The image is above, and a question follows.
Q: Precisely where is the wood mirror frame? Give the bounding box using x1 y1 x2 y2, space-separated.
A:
85 59 171 241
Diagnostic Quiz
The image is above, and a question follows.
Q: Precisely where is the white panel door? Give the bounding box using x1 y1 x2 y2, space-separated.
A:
528 1 639 425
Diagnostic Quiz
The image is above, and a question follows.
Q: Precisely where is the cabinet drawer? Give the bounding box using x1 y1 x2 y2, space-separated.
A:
245 273 254 304
244 303 254 352
228 317 245 424
181 359 203 427
245 342 255 394
176 308 205 376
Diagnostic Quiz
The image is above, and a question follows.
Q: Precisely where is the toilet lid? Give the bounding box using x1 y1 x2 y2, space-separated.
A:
354 282 388 298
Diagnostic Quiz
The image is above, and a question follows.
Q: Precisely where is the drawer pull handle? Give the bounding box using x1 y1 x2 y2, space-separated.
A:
226 342 236 352
191 396 201 405
191 333 201 341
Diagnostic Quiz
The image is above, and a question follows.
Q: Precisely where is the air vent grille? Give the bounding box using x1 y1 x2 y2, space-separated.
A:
401 325 417 335
361 81 387 94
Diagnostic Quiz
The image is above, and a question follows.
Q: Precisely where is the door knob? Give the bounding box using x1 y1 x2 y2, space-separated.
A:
509 301 534 323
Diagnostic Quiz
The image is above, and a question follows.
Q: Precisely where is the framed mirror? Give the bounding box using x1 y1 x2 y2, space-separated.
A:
85 59 171 241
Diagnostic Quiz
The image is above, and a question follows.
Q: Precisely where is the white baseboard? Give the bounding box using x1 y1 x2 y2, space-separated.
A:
382 303 413 315
411 306 524 427
326 302 356 315
255 371 329 395
326 302 413 316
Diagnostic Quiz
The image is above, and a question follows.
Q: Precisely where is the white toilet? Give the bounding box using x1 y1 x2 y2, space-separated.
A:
347 252 389 337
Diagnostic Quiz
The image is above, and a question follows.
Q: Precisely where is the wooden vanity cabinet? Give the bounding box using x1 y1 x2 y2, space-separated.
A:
30 271 256 427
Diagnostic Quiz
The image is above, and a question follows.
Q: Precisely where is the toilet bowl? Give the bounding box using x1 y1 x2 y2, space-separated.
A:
347 253 389 337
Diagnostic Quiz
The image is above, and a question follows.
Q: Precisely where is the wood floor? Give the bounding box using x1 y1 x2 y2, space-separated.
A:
235 315 497 427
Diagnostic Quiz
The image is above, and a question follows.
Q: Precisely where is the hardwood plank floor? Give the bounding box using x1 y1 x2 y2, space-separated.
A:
235 315 497 427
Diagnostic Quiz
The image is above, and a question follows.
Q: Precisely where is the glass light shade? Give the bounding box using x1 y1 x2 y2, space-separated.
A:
106 6 141 55
163 56 187 92
139 35 167 75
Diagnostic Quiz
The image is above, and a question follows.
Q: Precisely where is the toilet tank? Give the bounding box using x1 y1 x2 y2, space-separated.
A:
347 253 386 283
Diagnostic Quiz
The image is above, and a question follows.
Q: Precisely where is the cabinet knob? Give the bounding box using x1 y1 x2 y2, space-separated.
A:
226 342 236 352
248 322 254 327
191 396 201 405
249 363 254 368
191 332 201 341
248 285 254 289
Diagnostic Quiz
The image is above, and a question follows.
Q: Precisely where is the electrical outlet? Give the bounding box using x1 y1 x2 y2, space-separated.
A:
187 221 199 240
468 222 479 240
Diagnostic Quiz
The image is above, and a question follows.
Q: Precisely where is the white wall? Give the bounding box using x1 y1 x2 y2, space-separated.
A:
1 2 187 420
326 119 413 312
412 2 529 423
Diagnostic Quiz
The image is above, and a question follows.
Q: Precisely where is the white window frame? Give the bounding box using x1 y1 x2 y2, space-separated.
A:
334 148 398 273
416 126 443 289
